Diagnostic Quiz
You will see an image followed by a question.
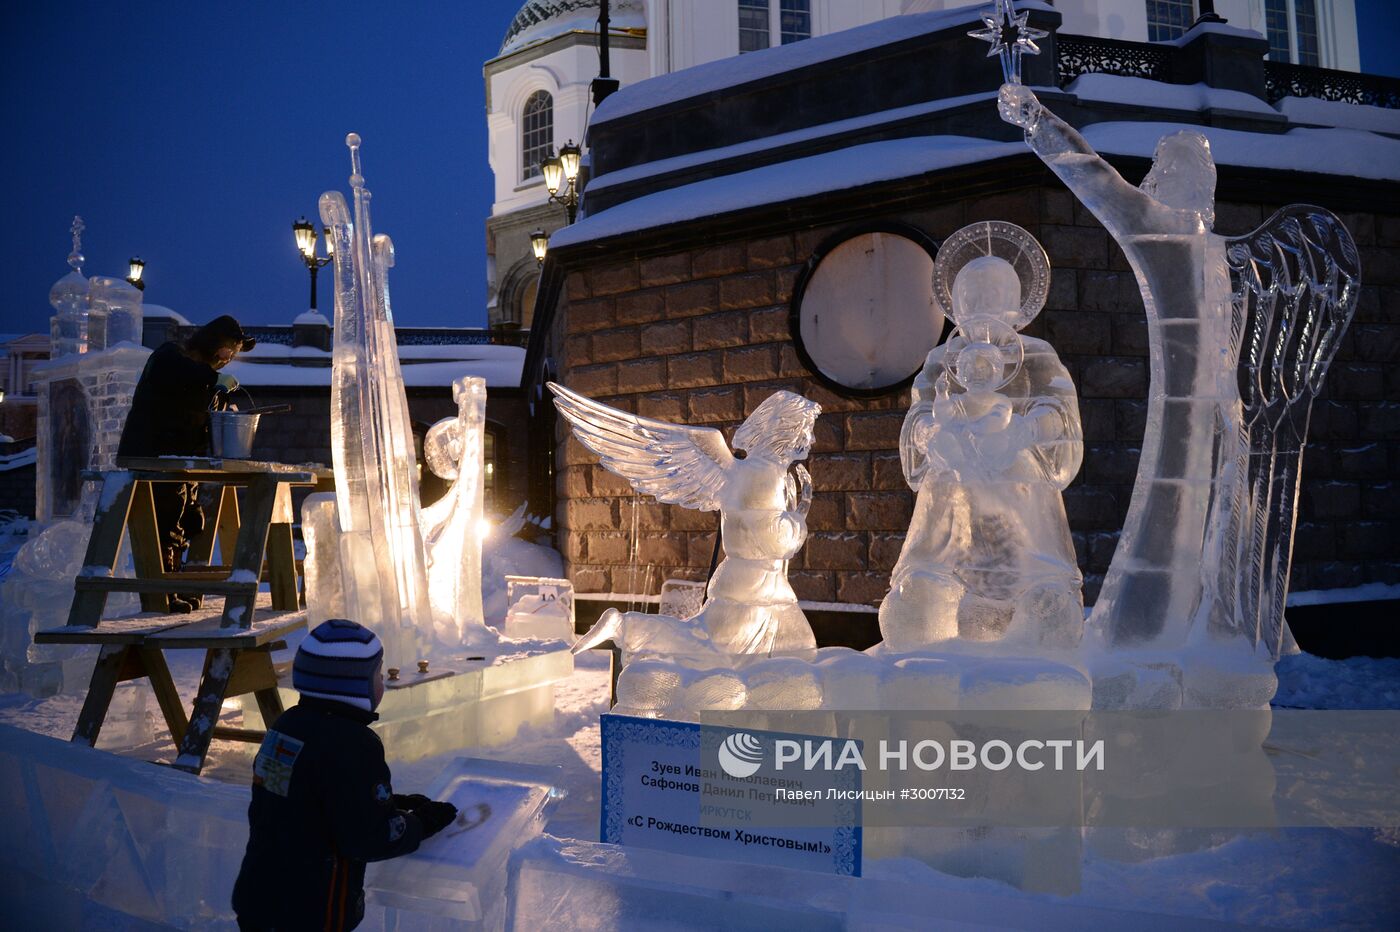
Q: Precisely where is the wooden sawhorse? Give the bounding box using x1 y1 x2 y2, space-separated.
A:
37 456 331 773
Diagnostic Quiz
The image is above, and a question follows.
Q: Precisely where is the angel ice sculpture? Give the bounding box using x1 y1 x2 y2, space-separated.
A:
551 382 821 657
879 221 1084 652
998 84 1359 660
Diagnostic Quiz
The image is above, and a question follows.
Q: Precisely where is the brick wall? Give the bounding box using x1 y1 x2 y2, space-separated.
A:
553 187 1400 603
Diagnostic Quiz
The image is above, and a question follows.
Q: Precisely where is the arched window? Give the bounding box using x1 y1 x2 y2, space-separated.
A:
518 274 539 329
521 91 553 181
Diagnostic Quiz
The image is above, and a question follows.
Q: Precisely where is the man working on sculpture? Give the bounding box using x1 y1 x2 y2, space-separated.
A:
233 619 458 931
117 314 252 612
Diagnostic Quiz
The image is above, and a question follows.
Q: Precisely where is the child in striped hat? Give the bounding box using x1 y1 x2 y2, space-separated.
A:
233 619 458 931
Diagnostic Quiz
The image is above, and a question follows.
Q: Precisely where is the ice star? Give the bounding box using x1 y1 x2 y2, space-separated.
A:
967 0 1049 85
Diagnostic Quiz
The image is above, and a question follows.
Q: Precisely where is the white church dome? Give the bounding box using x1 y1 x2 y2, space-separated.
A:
499 0 645 57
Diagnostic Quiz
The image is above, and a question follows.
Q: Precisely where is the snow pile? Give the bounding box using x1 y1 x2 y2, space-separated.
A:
1065 73 1278 116
1273 652 1400 710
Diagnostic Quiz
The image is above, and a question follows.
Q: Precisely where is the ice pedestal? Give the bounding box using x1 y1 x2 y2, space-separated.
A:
499 576 575 642
251 642 574 762
505 835 1223 931
367 758 562 928
613 647 1090 721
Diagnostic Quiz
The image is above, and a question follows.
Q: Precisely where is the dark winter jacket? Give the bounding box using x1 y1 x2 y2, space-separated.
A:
117 341 221 457
232 697 425 931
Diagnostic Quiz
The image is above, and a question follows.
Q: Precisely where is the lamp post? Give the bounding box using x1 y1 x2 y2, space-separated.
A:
530 228 550 264
126 257 146 291
293 216 334 311
540 140 582 223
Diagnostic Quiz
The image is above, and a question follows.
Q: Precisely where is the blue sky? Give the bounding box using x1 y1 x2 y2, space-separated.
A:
1 1 1397 336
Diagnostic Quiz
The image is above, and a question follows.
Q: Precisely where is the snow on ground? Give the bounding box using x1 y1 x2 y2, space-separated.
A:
1 610 1397 927
1274 651 1400 709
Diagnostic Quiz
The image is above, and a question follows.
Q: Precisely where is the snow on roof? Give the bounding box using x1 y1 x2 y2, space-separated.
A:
0 446 36 472
293 309 330 325
141 304 190 325
1065 74 1279 117
586 90 999 197
590 3 1043 125
1164 19 1265 47
498 0 645 57
224 344 525 389
1276 95 1400 135
553 122 1400 250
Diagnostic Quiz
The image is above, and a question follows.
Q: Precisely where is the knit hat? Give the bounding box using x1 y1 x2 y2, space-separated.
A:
293 619 384 711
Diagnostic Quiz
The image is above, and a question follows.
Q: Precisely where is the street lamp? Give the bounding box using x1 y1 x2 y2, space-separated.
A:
530 228 550 264
540 140 583 223
126 257 146 291
292 216 334 311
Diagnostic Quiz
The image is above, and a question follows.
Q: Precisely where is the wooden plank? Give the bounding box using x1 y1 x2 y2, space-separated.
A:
221 477 280 629
71 645 131 746
266 522 298 610
156 569 237 581
188 486 237 566
223 648 281 697
138 648 189 744
172 648 237 774
215 487 241 567
211 726 268 744
64 472 138 629
145 613 306 649
116 455 326 479
252 684 286 732
74 576 257 597
128 480 170 613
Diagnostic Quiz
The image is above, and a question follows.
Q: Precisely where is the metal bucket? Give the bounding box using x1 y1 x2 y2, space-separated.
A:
210 409 261 458
210 387 260 459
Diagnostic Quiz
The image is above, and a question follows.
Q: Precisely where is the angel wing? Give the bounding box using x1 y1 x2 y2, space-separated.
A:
548 382 734 511
1223 206 1360 657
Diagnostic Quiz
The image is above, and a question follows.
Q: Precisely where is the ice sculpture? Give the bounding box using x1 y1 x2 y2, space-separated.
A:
420 375 488 644
878 221 1083 652
550 382 821 656
48 216 89 359
316 134 433 664
998 84 1359 661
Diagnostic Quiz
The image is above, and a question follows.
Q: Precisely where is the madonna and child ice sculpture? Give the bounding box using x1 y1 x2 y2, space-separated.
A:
878 221 1084 652
551 383 821 657
998 84 1360 670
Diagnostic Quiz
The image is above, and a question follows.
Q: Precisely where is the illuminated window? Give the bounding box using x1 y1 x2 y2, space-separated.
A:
1146 0 1194 41
521 91 553 181
484 428 499 508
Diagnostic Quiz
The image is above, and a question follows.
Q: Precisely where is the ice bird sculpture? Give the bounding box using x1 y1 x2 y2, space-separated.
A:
998 85 1360 663
550 382 821 657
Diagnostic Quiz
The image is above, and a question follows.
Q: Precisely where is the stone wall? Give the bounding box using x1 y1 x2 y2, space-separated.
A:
552 187 1400 603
